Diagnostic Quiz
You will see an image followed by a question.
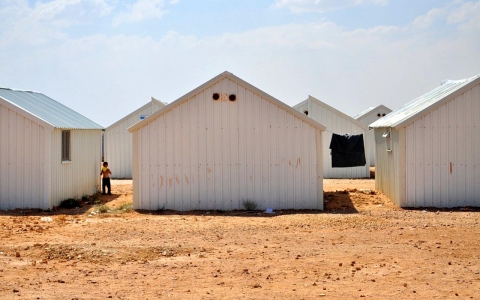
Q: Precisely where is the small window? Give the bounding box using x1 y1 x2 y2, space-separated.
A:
62 130 71 161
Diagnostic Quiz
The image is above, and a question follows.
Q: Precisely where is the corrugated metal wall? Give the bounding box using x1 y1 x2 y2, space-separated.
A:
374 128 406 207
132 78 323 211
105 101 164 178
51 129 102 206
0 104 50 209
295 98 370 178
356 107 392 166
404 83 480 207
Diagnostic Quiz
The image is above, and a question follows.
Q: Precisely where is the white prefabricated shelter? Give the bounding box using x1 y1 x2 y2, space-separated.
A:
128 71 326 211
294 96 370 178
354 105 392 166
370 74 480 208
0 88 104 210
104 98 166 178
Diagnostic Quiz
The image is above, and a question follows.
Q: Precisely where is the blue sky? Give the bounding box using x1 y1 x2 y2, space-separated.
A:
1 0 479 126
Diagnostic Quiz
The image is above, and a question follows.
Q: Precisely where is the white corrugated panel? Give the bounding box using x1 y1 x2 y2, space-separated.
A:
373 127 406 207
0 103 50 209
404 83 480 207
50 129 102 206
131 76 323 211
355 105 392 166
105 99 165 178
294 96 370 178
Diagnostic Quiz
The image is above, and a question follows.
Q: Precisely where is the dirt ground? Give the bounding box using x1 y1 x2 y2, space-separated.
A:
1 179 479 299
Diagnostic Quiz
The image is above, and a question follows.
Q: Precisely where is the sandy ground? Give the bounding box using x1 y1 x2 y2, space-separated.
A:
1 179 479 299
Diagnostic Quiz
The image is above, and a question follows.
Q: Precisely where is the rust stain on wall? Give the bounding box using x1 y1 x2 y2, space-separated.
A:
159 176 164 189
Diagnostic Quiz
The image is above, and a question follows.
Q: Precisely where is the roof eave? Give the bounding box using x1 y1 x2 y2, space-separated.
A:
355 105 392 120
230 76 326 131
107 98 166 130
129 71 326 133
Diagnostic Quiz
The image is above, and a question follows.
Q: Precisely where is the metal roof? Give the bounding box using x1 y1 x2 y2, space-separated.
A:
353 107 375 119
0 88 104 130
369 74 480 129
354 105 392 120
106 97 166 129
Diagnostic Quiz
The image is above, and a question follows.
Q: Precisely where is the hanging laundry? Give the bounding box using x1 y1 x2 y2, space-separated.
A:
329 133 366 168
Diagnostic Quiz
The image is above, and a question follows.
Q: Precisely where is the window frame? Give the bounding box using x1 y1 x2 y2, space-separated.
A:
62 130 71 162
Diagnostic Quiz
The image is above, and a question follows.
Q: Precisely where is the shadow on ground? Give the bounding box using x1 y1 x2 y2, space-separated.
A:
324 191 359 213
135 190 359 217
0 193 121 217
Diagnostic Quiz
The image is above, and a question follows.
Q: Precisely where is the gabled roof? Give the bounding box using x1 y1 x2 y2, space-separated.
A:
0 88 103 130
370 74 480 129
106 97 166 129
354 105 392 120
129 71 326 132
296 95 367 130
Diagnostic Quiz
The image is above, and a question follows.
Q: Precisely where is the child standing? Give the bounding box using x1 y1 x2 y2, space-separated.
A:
100 162 112 195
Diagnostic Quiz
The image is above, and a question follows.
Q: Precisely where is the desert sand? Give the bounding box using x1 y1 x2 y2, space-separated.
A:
1 179 479 299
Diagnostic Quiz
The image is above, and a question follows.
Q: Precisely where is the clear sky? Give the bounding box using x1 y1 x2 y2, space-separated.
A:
1 0 479 126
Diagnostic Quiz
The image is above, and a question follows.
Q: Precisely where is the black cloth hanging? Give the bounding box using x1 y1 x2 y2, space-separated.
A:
329 133 366 168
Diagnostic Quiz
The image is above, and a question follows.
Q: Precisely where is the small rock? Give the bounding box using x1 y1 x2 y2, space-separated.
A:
15 252 20 258
13 289 19 293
